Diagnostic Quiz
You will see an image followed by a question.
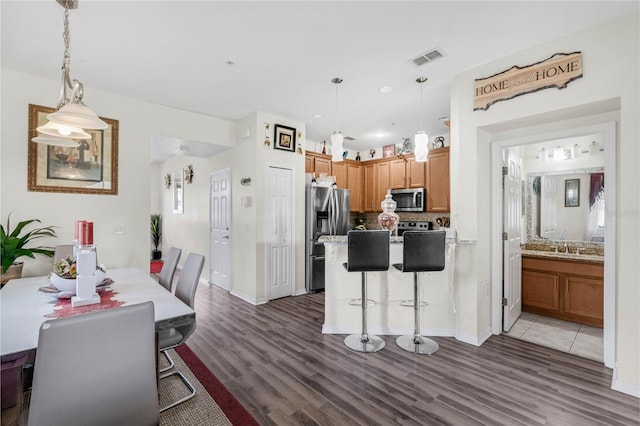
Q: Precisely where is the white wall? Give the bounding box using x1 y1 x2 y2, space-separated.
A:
1 69 234 277
207 111 306 303
450 13 639 393
158 156 214 274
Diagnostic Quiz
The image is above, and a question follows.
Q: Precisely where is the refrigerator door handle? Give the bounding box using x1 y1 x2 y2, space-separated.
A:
329 189 335 235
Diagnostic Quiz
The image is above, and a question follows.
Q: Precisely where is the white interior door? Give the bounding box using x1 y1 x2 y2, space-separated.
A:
503 148 523 331
210 169 231 290
266 167 293 300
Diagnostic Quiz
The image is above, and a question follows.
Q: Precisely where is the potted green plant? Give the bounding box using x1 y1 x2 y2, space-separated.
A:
150 213 162 260
1 213 57 285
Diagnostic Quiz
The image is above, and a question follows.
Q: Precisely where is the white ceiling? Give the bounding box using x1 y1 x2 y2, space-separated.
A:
2 1 638 162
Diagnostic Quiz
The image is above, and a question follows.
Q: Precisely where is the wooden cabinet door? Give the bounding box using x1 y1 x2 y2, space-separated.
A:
389 159 406 189
407 158 426 188
426 148 450 212
375 162 390 212
522 270 559 311
314 157 332 177
305 156 314 173
563 275 603 322
363 164 376 212
332 162 348 189
347 163 363 212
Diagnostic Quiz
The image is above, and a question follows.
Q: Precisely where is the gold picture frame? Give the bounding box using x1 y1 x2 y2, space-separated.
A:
27 104 119 195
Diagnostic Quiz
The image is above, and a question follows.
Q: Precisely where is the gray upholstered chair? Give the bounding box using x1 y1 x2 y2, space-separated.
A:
343 230 390 353
158 246 182 292
158 252 204 412
393 230 446 354
28 301 158 426
53 244 74 262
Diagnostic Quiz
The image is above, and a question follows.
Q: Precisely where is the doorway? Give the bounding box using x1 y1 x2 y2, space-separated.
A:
210 168 231 290
491 121 616 368
265 166 294 301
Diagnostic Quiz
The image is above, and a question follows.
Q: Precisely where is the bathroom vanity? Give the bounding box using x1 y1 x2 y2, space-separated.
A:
521 250 604 327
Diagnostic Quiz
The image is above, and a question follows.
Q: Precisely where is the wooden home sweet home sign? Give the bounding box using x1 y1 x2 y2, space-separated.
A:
474 52 582 111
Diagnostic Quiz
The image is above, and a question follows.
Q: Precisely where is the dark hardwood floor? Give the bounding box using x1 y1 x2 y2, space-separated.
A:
187 282 639 426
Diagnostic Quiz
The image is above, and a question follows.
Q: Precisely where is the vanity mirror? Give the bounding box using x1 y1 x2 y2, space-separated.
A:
526 166 604 243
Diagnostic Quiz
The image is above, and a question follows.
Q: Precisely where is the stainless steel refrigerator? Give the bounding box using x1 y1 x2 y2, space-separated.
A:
305 186 350 292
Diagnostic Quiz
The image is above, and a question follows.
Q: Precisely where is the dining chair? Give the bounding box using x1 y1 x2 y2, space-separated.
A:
158 252 204 412
53 244 74 262
28 301 158 426
157 246 182 292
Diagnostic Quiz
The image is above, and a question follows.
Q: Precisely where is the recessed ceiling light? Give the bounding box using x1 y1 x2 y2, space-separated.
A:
379 86 392 94
374 132 385 138
312 113 324 119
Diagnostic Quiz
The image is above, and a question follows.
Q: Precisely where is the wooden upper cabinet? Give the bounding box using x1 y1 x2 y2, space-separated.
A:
314 157 332 177
389 159 406 189
426 147 450 212
305 156 314 173
363 164 376 212
407 157 426 188
305 152 332 177
332 162 348 189
374 162 390 212
347 163 363 213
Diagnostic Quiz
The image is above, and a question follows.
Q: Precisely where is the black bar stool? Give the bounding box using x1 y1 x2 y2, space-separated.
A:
343 230 390 353
394 230 446 354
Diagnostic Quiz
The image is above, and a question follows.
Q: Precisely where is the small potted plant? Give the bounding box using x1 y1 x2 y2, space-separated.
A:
150 213 162 260
1 213 57 285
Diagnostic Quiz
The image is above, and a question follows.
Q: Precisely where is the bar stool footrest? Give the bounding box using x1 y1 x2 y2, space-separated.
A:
399 299 429 308
348 298 377 306
344 334 385 353
396 335 439 355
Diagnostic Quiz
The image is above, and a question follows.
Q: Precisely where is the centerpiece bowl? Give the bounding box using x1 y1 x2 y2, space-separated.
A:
50 273 76 292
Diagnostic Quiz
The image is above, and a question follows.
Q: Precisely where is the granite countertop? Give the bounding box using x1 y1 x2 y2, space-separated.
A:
318 234 463 245
521 249 604 263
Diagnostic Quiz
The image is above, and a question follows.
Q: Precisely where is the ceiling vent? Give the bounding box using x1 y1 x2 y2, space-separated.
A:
411 49 445 66
344 136 356 141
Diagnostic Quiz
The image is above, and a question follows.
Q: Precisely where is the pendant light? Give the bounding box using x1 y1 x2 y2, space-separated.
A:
331 78 344 162
414 77 429 162
31 1 107 147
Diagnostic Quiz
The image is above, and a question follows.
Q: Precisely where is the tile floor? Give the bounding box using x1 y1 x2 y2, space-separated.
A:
505 312 604 362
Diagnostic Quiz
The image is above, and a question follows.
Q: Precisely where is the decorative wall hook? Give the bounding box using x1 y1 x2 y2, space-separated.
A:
263 123 271 148
164 173 172 189
184 165 194 184
240 177 252 186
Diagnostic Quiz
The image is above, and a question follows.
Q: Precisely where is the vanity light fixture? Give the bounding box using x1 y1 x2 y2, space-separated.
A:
572 143 582 159
31 0 107 147
414 77 429 162
330 78 344 162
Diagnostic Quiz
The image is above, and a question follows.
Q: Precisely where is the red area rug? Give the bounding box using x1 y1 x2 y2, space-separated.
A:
175 345 258 426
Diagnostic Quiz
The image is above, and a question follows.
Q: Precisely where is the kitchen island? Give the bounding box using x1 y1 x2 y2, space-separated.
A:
320 234 460 337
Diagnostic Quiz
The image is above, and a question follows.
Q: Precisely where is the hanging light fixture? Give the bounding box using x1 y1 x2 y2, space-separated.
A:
414 77 429 162
331 78 344 162
31 0 107 147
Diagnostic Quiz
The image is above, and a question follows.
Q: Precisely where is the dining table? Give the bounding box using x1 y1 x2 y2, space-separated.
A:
0 267 195 358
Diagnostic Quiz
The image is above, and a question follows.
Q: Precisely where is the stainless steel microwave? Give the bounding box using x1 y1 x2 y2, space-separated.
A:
390 188 425 212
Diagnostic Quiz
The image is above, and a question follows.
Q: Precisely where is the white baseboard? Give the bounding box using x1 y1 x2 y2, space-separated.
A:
611 368 640 398
228 289 266 305
455 327 492 346
294 288 308 296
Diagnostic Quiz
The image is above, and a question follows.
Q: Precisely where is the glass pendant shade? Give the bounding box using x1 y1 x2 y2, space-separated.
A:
31 134 80 147
331 133 344 162
47 103 108 130
414 131 428 162
36 120 90 140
